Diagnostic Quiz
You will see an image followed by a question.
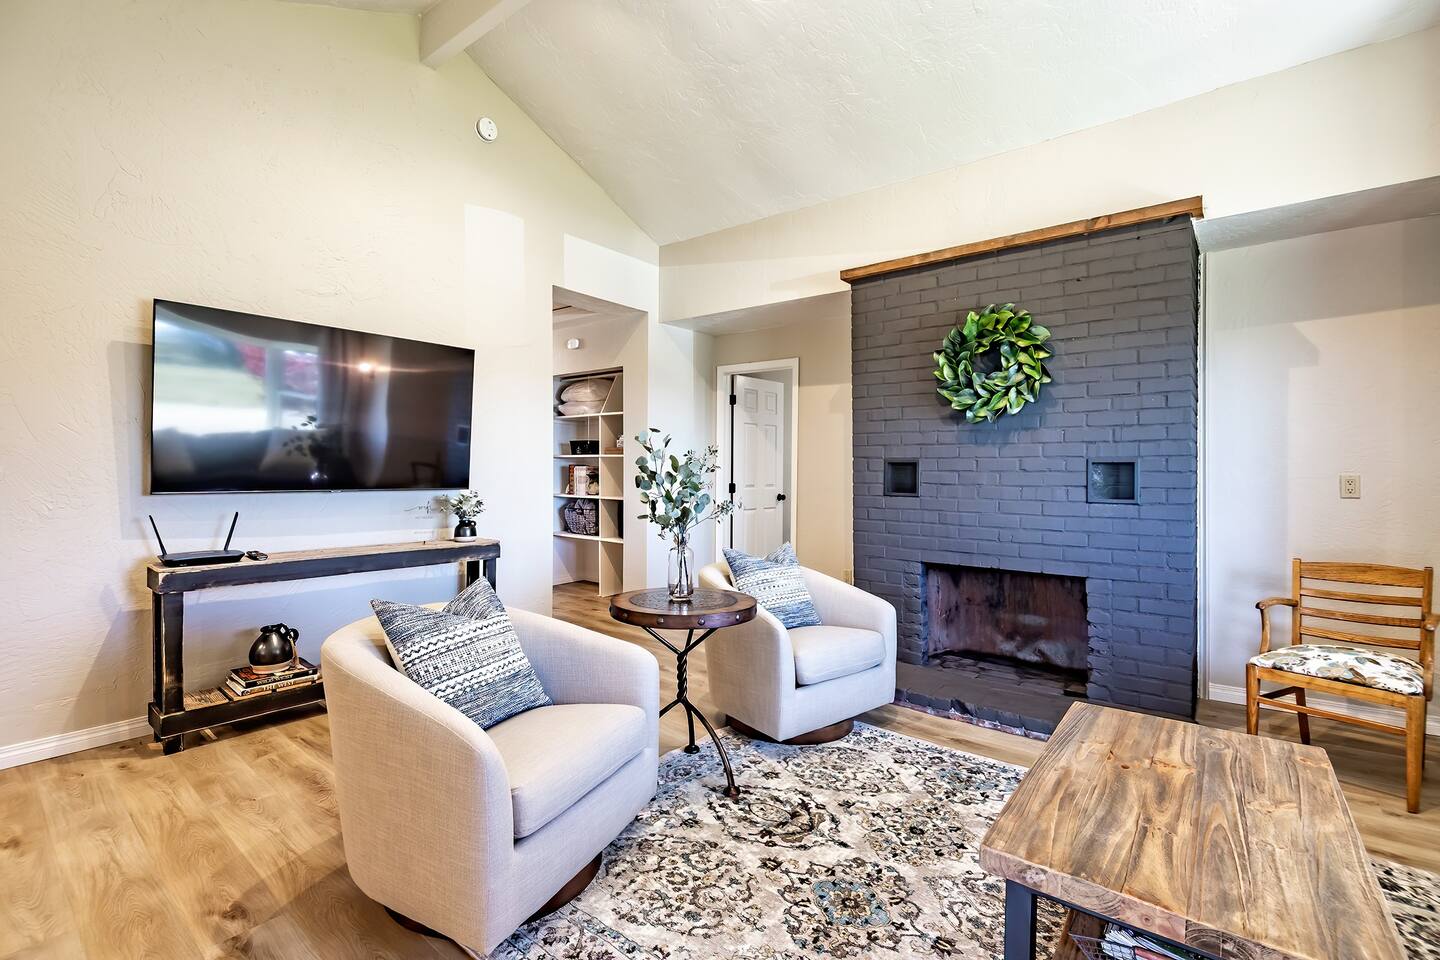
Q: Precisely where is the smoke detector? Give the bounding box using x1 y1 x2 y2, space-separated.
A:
475 117 498 142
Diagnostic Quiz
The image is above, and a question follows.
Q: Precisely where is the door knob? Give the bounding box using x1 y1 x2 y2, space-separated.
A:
776 493 787 502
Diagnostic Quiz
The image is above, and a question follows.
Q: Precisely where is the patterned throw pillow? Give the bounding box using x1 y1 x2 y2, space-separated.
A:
370 598 550 729
443 575 507 621
723 542 822 629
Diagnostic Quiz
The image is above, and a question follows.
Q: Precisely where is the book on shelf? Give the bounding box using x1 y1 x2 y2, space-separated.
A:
222 674 319 700
1101 924 1204 960
227 658 319 689
565 464 595 495
222 671 321 700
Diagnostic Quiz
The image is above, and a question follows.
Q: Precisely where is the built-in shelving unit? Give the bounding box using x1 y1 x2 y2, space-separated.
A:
553 368 626 596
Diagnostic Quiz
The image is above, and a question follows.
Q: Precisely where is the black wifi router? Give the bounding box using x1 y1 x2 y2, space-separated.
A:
149 512 246 567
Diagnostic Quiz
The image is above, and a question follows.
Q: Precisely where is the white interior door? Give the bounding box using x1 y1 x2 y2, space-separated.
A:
731 374 785 556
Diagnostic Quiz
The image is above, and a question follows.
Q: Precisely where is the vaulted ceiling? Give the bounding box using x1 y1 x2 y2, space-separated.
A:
295 0 1440 244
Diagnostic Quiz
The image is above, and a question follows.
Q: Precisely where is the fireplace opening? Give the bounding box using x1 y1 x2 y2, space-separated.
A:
894 563 1091 737
924 564 1088 670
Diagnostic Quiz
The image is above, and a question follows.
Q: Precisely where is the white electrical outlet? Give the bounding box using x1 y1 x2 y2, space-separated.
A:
1339 474 1361 499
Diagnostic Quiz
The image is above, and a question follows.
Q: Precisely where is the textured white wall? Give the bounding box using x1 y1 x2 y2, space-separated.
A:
1203 218 1440 703
659 26 1440 323
0 0 656 757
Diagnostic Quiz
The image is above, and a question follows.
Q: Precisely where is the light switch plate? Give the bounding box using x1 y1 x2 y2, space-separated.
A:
1339 474 1361 499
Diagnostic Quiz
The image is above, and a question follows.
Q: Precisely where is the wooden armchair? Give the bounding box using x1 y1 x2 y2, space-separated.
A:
1246 559 1436 813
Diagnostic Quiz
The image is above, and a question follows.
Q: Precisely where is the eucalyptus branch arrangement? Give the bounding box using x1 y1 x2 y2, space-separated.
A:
634 429 733 545
410 491 486 542
440 491 486 522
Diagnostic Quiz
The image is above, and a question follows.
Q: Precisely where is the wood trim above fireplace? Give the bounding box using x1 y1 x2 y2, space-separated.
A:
838 196 1204 283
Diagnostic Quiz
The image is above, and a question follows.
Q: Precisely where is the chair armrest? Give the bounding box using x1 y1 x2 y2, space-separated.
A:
802 567 897 638
1255 596 1298 654
508 609 659 743
1256 597 1298 611
700 561 798 690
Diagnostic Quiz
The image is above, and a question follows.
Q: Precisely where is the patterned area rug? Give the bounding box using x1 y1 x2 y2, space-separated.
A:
491 723 1440 959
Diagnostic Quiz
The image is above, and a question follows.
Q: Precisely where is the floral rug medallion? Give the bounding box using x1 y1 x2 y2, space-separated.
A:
490 724 1440 959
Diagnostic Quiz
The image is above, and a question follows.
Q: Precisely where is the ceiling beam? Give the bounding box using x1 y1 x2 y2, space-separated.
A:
420 0 531 69
839 197 1205 283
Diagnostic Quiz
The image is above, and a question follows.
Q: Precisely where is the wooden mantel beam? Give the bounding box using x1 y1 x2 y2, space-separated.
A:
839 197 1204 284
420 0 532 68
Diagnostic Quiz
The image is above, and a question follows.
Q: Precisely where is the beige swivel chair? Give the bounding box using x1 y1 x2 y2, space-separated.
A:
699 560 896 743
323 605 658 954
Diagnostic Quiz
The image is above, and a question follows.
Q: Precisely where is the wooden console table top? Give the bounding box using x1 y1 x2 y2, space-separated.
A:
980 702 1403 960
147 538 500 593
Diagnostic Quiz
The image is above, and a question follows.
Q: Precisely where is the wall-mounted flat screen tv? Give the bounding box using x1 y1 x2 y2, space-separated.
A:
150 299 473 493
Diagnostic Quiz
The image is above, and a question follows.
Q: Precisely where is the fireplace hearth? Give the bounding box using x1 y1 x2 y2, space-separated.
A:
896 653 1086 738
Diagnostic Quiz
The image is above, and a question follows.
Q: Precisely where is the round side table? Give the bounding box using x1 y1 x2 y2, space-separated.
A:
609 588 756 798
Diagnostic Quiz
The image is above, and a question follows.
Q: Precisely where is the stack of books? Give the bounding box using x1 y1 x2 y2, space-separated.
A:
222 658 321 701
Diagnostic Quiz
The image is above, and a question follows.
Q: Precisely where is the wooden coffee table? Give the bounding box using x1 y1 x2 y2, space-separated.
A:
980 702 1404 960
609 588 756 798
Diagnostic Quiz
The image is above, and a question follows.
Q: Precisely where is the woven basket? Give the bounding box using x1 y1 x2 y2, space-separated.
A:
562 499 599 536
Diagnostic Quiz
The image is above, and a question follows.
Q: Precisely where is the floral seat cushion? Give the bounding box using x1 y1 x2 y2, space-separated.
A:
1250 643 1424 697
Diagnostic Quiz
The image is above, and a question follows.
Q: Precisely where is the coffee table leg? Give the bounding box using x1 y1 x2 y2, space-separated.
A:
1003 881 1037 960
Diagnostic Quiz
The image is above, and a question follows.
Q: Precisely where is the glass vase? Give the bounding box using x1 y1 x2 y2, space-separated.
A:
668 536 696 602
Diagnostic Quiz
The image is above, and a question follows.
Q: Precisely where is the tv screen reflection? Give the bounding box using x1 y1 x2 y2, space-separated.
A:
150 300 473 493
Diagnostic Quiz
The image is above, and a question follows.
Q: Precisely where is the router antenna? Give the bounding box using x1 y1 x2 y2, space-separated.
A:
223 512 239 551
148 515 169 557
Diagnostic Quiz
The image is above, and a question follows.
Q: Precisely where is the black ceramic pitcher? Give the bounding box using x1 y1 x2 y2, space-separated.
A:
249 623 299 673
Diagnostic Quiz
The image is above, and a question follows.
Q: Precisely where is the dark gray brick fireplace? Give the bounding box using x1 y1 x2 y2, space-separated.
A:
851 216 1199 720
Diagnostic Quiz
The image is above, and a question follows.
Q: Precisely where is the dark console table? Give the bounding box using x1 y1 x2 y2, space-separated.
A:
146 538 500 754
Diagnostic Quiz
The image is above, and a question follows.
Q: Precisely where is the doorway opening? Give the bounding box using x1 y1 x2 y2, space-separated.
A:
715 358 799 562
551 287 643 603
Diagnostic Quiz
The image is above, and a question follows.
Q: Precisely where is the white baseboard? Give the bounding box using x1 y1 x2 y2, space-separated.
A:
0 716 151 771
1207 684 1440 736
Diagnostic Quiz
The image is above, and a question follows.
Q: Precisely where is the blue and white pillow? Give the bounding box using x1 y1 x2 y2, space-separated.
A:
371 596 550 730
443 575 507 621
723 542 822 629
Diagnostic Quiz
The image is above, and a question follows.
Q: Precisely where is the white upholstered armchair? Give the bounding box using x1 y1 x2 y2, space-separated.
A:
699 561 897 743
322 606 658 955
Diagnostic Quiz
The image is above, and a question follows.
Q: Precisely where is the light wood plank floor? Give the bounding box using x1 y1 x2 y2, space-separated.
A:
0 580 1434 959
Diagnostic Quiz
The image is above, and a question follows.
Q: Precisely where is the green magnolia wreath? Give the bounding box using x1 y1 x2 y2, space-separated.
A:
932 303 1053 423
